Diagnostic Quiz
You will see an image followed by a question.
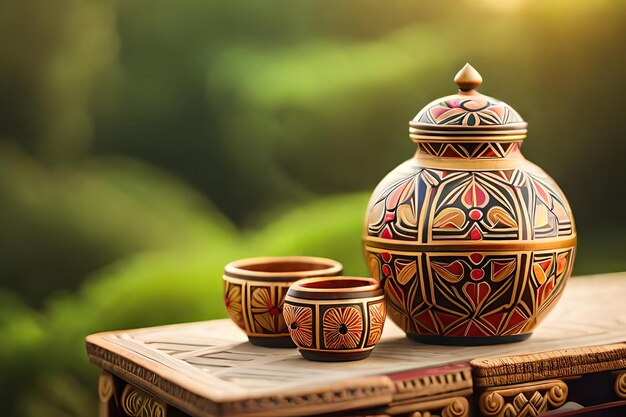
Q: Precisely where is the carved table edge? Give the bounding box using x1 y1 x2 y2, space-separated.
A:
87 341 398 417
470 342 626 387
389 364 472 402
88 342 219 416
385 389 472 416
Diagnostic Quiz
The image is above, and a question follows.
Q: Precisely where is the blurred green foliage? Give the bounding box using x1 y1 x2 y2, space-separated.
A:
0 191 370 416
0 0 624 415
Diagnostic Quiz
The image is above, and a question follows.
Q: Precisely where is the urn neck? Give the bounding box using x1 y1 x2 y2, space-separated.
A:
414 140 524 160
412 140 526 170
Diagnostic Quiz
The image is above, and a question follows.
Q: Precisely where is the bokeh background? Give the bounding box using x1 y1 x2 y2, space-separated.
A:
1 0 625 415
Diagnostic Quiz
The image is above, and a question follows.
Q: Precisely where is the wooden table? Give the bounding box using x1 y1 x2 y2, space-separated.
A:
86 273 626 417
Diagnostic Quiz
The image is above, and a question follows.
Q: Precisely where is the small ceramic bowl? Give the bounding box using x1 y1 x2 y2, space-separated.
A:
223 256 343 348
284 277 386 361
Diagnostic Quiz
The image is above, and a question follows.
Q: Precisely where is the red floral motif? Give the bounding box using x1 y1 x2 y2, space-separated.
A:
427 99 520 126
433 207 466 230
491 260 516 282
367 302 386 346
432 260 464 283
224 281 244 330
283 305 313 347
470 226 483 240
463 281 491 309
469 253 484 264
469 209 483 221
462 179 489 208
470 269 485 281
323 307 363 349
250 287 287 334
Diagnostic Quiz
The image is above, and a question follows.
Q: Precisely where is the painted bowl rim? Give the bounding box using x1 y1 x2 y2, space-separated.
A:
286 276 382 300
224 256 343 282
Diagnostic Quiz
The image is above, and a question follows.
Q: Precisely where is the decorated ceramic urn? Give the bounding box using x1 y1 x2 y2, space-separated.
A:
363 64 576 345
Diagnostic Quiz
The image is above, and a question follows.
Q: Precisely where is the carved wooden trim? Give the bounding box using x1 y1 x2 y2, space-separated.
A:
99 370 114 403
616 372 626 399
99 370 115 417
390 365 472 402
479 380 568 417
409 396 469 417
88 342 219 416
121 384 167 417
471 343 626 387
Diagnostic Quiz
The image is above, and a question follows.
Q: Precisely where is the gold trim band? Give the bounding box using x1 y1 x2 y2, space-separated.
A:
364 235 577 253
410 134 527 142
409 121 528 131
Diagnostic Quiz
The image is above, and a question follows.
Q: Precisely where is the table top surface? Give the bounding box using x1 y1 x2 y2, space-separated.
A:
86 272 626 417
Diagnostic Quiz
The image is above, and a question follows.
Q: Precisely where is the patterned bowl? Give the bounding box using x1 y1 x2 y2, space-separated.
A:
284 277 386 361
223 256 343 348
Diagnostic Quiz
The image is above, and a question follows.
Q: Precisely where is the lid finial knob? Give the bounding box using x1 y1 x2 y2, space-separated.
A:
454 63 482 92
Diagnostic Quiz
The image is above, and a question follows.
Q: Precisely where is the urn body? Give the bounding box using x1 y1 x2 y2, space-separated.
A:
362 65 576 344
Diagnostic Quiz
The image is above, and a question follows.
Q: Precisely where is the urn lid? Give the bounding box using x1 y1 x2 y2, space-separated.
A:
410 64 527 142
